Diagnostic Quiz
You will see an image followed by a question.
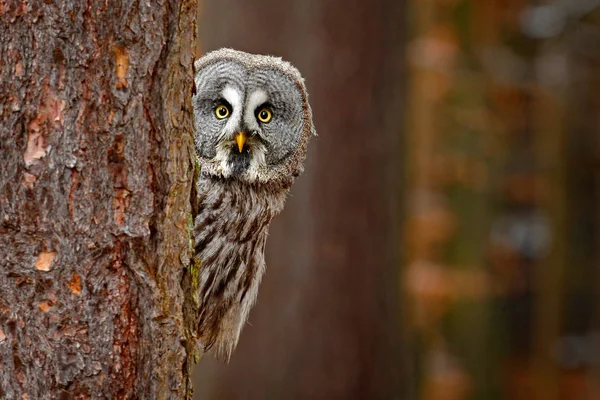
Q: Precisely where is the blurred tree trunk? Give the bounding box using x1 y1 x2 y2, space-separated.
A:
0 1 197 398
194 0 407 399
532 80 567 400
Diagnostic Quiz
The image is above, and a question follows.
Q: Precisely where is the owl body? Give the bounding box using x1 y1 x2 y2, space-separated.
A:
192 49 314 359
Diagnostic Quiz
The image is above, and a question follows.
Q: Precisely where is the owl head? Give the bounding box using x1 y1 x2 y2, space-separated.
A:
192 48 315 188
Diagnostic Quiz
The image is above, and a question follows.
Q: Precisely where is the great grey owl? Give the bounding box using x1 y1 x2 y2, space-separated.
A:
191 48 315 360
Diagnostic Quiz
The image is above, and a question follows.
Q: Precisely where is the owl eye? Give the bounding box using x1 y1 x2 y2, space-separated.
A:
257 108 272 123
215 105 230 119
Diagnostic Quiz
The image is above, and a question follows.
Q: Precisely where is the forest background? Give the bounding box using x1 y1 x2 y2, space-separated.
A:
195 1 600 399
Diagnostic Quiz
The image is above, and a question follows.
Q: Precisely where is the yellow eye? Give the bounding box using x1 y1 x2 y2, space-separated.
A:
215 105 229 119
257 108 272 123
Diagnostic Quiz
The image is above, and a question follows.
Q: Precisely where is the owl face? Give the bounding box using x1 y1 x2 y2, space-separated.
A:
193 49 313 185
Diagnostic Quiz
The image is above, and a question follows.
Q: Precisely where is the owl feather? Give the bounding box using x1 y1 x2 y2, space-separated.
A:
191 49 314 360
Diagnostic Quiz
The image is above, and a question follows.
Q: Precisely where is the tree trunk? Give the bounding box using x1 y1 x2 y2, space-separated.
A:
0 1 197 398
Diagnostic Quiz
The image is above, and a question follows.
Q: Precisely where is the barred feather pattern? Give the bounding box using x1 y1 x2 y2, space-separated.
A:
193 174 288 360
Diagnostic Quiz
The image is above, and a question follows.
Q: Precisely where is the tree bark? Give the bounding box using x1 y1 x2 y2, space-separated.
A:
0 1 197 398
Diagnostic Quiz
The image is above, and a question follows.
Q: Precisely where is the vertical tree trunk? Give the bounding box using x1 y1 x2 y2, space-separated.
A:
0 1 197 398
532 56 567 400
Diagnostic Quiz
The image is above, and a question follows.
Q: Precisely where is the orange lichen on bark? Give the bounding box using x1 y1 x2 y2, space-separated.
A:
23 122 48 167
23 86 65 166
38 301 52 312
34 251 56 271
49 97 66 123
14 60 23 76
22 172 37 189
113 189 130 227
114 46 129 89
0 327 5 342
68 273 82 295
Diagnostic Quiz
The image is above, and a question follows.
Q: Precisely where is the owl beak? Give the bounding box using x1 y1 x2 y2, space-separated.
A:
235 131 247 153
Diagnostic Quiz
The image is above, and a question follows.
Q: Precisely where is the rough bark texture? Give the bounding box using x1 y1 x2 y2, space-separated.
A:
0 0 197 398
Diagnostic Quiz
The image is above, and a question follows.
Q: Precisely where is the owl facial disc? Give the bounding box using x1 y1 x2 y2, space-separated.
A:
207 85 270 179
193 48 315 186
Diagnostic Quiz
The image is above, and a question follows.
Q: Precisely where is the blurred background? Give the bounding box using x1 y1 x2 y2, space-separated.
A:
192 0 600 399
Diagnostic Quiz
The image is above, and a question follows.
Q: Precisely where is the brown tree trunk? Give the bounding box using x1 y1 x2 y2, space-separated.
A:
0 1 197 398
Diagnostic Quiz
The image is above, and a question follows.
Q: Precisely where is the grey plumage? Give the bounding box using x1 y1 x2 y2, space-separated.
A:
191 48 314 360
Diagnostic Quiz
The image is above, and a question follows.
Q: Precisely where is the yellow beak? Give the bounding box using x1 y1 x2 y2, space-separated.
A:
235 131 246 153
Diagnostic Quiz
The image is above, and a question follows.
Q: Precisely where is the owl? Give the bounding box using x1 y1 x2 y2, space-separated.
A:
191 48 315 360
